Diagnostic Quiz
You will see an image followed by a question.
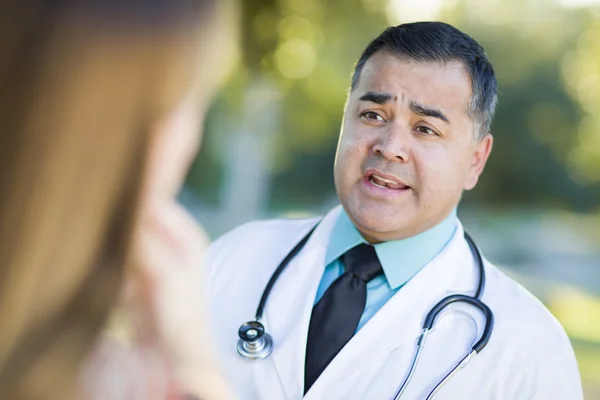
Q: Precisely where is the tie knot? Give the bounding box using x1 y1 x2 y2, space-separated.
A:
342 244 383 283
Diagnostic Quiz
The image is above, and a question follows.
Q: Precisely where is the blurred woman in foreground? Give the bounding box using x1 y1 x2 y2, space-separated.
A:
0 1 236 398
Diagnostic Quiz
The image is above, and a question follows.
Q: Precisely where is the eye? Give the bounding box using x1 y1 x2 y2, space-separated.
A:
415 125 438 136
360 111 386 123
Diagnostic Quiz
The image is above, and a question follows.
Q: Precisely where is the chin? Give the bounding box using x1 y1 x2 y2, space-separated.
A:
356 214 407 237
343 197 414 239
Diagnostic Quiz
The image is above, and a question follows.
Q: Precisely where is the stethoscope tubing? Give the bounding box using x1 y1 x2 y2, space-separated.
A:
392 231 494 399
254 224 318 320
238 220 495 400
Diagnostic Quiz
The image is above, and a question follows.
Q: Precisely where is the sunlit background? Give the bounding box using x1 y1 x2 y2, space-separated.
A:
183 0 600 397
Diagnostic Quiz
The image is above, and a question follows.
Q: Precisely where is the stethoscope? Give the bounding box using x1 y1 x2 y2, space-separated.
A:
237 223 494 399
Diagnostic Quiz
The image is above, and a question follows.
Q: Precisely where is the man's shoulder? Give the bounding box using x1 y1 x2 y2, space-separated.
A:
204 216 321 267
483 262 582 397
202 216 322 299
484 263 566 337
210 216 320 249
485 263 569 341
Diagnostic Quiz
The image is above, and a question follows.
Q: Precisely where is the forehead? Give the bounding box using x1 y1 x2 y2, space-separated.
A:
352 52 472 116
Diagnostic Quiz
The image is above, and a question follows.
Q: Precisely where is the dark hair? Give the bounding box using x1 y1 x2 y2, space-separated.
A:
351 22 497 138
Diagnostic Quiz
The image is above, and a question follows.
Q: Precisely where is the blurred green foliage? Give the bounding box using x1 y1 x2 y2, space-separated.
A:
189 0 600 214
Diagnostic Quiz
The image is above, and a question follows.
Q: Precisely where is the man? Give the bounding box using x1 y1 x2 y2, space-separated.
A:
203 22 583 399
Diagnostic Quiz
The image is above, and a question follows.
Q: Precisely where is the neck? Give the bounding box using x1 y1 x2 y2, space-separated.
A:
356 211 457 244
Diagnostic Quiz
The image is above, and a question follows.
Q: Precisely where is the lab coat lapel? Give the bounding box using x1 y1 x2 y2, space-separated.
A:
304 222 480 398
264 207 341 399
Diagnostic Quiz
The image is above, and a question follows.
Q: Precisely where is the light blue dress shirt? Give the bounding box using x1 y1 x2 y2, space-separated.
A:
314 208 457 332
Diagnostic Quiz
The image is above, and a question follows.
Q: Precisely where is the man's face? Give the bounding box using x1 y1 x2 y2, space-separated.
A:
334 52 493 243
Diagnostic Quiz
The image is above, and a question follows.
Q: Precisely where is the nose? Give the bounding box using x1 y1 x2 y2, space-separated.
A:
372 125 410 162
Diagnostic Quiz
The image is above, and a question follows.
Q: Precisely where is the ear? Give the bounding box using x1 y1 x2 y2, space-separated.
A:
463 133 493 190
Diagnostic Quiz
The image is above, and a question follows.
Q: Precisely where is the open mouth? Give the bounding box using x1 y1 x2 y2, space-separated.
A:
367 172 409 191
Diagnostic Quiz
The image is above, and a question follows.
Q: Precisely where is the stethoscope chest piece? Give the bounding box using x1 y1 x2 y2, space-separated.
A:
237 320 273 360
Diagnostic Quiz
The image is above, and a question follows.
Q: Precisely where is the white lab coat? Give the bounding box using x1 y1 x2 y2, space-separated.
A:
203 206 583 400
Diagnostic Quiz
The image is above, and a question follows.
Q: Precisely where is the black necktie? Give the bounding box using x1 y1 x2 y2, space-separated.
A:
304 243 383 393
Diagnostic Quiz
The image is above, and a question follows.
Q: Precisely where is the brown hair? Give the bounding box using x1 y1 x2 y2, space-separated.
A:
0 1 219 397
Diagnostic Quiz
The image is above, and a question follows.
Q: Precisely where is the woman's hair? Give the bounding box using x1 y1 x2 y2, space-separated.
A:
0 1 220 397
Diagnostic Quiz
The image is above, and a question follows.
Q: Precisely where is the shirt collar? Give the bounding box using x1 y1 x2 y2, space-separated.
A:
325 207 457 290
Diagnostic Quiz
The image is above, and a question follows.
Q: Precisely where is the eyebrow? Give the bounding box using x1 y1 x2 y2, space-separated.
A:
358 91 395 104
358 92 450 124
409 101 450 124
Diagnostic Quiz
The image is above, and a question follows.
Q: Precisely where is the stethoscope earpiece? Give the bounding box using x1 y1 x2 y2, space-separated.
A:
236 320 273 360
